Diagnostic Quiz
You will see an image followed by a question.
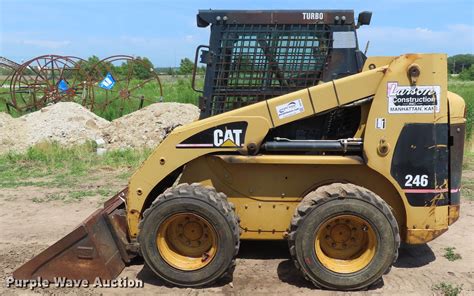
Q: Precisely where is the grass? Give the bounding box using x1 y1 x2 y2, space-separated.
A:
31 189 113 203
448 80 474 138
463 151 474 170
0 141 150 190
462 178 474 200
90 76 203 121
432 282 463 296
442 247 462 261
462 152 474 200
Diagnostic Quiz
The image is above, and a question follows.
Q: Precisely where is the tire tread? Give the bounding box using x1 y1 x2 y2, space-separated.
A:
139 183 240 287
287 183 400 290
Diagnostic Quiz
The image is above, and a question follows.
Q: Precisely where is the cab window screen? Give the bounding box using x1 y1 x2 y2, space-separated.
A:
210 24 331 115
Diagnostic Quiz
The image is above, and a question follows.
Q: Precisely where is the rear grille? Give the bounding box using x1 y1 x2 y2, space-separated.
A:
449 123 465 205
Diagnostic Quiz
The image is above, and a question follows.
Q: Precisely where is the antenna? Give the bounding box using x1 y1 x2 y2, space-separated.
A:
364 40 370 56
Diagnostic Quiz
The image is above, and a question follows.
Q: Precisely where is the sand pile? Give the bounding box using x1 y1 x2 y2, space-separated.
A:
25 102 109 146
0 112 28 153
102 103 199 150
0 102 200 154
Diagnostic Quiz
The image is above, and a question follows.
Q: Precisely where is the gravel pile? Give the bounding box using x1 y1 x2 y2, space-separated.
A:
102 103 200 150
25 102 109 146
0 102 200 154
0 112 28 153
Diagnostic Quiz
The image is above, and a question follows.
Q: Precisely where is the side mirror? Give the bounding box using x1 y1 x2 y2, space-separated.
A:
357 11 372 28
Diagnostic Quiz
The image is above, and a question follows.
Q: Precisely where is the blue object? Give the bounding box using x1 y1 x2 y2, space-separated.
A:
57 79 69 92
99 72 116 90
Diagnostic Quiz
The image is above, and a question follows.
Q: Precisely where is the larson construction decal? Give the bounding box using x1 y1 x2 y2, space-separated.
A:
387 82 440 114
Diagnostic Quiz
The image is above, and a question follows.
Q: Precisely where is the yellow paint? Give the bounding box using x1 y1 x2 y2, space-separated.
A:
179 155 406 240
315 215 377 273
221 139 236 147
124 54 466 246
156 213 217 271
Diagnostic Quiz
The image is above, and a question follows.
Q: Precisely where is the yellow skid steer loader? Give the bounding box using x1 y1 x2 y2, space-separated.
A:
14 10 466 291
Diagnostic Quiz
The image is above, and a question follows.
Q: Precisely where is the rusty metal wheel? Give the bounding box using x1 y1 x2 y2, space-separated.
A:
9 55 86 114
86 55 163 120
0 57 20 111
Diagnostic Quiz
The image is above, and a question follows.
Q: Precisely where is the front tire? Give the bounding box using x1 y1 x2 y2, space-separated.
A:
288 183 400 290
139 183 240 287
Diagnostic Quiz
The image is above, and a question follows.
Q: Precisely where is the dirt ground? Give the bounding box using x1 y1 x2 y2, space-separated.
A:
1 176 473 295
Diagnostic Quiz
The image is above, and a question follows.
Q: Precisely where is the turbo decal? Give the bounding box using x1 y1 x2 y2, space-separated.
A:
387 82 440 114
302 12 324 20
176 121 247 149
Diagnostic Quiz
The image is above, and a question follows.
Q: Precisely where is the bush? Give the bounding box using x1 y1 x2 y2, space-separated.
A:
459 66 474 81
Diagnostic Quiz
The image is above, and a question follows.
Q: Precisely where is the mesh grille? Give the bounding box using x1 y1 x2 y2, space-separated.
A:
209 24 331 115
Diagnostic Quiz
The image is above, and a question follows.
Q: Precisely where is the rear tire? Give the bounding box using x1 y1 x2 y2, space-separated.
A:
139 183 240 287
288 183 400 290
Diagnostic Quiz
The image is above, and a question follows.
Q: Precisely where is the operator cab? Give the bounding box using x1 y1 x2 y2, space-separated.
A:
193 10 372 118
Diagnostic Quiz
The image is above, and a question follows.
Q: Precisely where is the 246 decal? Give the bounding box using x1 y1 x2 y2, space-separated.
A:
404 174 429 187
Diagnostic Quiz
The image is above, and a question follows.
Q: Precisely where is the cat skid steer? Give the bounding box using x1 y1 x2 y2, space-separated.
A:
14 10 466 291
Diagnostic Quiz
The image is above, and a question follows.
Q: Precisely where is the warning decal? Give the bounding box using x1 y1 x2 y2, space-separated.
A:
387 82 440 114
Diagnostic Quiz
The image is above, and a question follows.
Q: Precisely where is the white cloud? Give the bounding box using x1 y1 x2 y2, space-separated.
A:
358 23 474 56
414 27 432 34
0 32 72 51
22 39 71 49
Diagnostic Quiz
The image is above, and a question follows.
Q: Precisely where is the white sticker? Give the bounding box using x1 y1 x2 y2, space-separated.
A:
302 12 324 20
332 32 357 49
276 99 305 119
376 118 386 129
387 82 440 114
405 174 429 187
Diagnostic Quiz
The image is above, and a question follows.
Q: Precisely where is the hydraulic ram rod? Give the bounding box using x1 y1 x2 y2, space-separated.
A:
262 138 363 153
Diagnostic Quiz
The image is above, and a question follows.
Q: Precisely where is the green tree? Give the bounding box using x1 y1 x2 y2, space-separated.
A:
74 55 101 81
459 66 474 81
178 58 194 75
448 54 474 74
166 67 176 75
198 65 206 74
130 57 154 80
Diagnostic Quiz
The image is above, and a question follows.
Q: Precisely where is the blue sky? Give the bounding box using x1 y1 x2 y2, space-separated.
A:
1 0 473 67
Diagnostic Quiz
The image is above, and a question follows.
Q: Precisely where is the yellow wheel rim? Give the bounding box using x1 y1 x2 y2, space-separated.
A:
315 215 377 274
156 213 218 271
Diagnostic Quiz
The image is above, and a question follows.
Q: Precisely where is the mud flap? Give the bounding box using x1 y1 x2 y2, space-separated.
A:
13 188 132 281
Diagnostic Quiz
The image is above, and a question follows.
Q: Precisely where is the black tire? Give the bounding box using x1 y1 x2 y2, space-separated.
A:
139 183 240 287
288 183 400 290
